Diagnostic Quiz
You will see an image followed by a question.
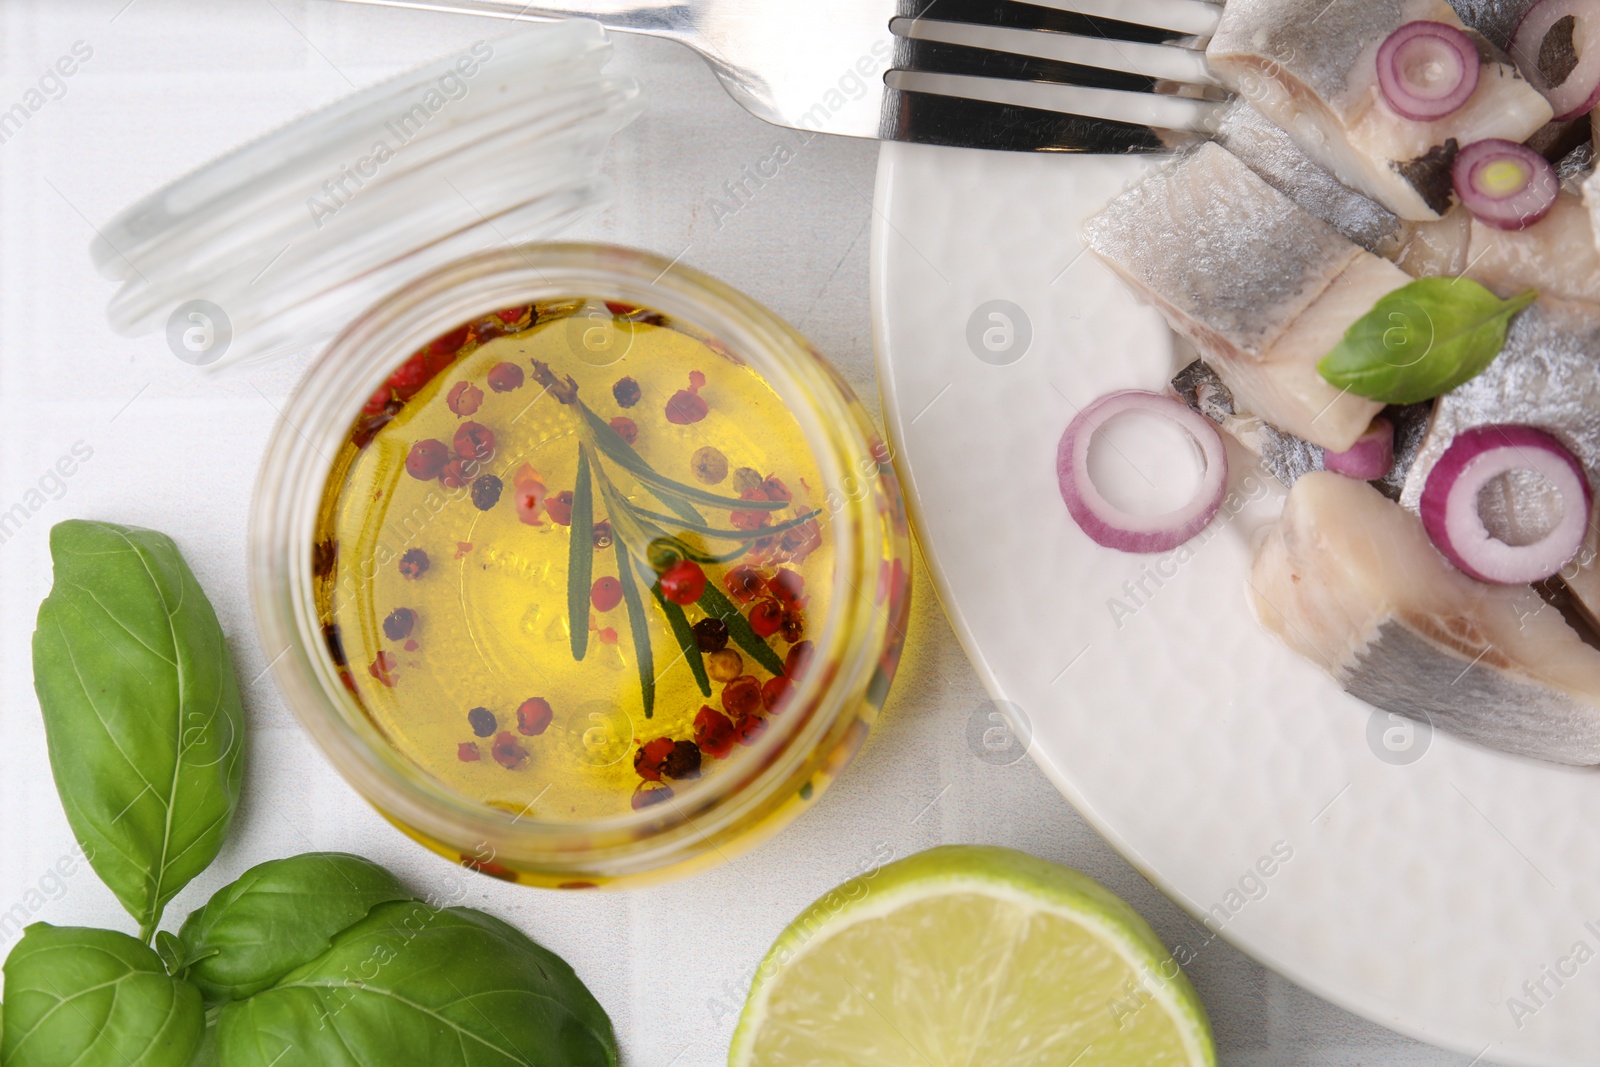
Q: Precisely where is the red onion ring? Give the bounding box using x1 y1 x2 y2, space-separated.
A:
1377 21 1481 121
1512 0 1600 120
1324 417 1395 480
1056 390 1228 554
1420 424 1592 584
1452 139 1560 229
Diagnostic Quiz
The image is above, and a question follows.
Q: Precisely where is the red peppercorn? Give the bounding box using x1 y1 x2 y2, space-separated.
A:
732 713 767 746
694 705 736 759
785 640 814 679
762 475 792 502
491 731 528 769
634 737 676 782
722 675 762 718
453 421 495 461
496 304 530 324
730 486 773 531
361 384 393 416
438 459 471 490
405 439 449 481
382 607 416 641
747 598 783 638
724 566 765 604
608 416 639 445
597 626 619 645
781 611 804 644
516 697 552 736
399 548 430 579
768 568 805 605
386 352 430 401
457 742 481 762
605 301 639 317
659 559 706 605
665 370 709 425
428 324 470 362
447 381 483 417
762 676 792 713
632 783 673 810
487 362 524 392
546 491 574 526
368 652 398 687
591 576 623 612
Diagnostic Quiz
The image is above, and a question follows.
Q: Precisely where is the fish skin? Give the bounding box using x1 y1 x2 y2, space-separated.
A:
1209 0 1553 220
1085 144 1388 451
1399 300 1600 527
1172 359 1326 486
1083 143 1359 363
1446 0 1537 49
1216 101 1411 256
1374 402 1434 502
1252 471 1600 765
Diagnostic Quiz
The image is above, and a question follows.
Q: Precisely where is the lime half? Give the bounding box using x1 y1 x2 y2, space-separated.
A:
730 845 1215 1067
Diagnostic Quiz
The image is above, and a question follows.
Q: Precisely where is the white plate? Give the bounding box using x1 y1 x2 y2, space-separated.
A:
871 141 1600 1066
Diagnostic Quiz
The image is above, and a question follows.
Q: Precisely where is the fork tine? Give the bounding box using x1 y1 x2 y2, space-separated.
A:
882 90 1195 152
893 18 1219 88
895 36 1164 96
886 69 1224 133
901 0 1211 49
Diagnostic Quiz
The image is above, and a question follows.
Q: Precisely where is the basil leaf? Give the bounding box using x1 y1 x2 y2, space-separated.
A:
215 902 616 1067
1317 278 1536 404
175 853 410 1003
1 923 203 1067
32 520 244 941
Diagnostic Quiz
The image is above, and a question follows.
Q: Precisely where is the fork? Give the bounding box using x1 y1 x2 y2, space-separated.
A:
330 0 1227 152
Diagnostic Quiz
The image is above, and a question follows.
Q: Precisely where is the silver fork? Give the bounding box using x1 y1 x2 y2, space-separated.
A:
329 0 1226 152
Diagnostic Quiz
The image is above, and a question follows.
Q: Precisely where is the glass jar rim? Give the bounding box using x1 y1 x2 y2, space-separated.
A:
251 242 892 877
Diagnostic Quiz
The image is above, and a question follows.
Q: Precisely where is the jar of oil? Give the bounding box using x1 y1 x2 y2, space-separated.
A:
255 244 909 888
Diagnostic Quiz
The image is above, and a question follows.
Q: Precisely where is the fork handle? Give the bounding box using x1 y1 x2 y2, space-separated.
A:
327 0 687 36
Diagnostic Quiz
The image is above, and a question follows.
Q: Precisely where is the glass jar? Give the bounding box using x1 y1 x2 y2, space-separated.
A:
251 243 911 888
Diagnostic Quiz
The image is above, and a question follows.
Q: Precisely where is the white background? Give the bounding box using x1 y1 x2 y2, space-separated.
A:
0 1 1479 1063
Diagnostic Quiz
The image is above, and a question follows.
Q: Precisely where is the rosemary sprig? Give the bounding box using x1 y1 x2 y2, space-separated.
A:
567 445 595 662
652 585 712 698
534 356 793 719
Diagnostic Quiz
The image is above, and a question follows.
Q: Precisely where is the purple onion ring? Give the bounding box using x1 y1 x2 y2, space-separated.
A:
1452 138 1560 230
1377 21 1481 121
1057 390 1228 554
1420 424 1592 584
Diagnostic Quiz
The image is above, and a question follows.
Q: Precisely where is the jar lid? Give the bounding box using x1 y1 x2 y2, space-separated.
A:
96 20 641 368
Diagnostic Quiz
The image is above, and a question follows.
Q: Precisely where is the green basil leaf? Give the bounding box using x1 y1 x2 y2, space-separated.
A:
215 902 616 1067
175 853 410 1003
1317 278 1536 404
1 923 203 1067
32 520 245 941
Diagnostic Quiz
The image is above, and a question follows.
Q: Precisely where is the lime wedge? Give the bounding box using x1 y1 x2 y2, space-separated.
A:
729 845 1215 1067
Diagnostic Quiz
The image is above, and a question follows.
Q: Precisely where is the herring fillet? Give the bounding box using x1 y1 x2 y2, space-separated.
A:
1216 101 1411 257
1252 472 1600 764
1397 195 1600 308
1208 0 1552 220
1083 143 1389 452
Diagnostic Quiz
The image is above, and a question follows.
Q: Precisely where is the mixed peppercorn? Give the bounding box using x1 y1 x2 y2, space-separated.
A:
329 299 829 814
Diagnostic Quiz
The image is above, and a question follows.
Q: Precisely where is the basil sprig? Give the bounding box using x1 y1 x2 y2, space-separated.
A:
7 521 618 1067
1317 278 1536 404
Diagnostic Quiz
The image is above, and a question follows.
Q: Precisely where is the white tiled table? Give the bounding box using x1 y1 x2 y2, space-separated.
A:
0 2 1481 1062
